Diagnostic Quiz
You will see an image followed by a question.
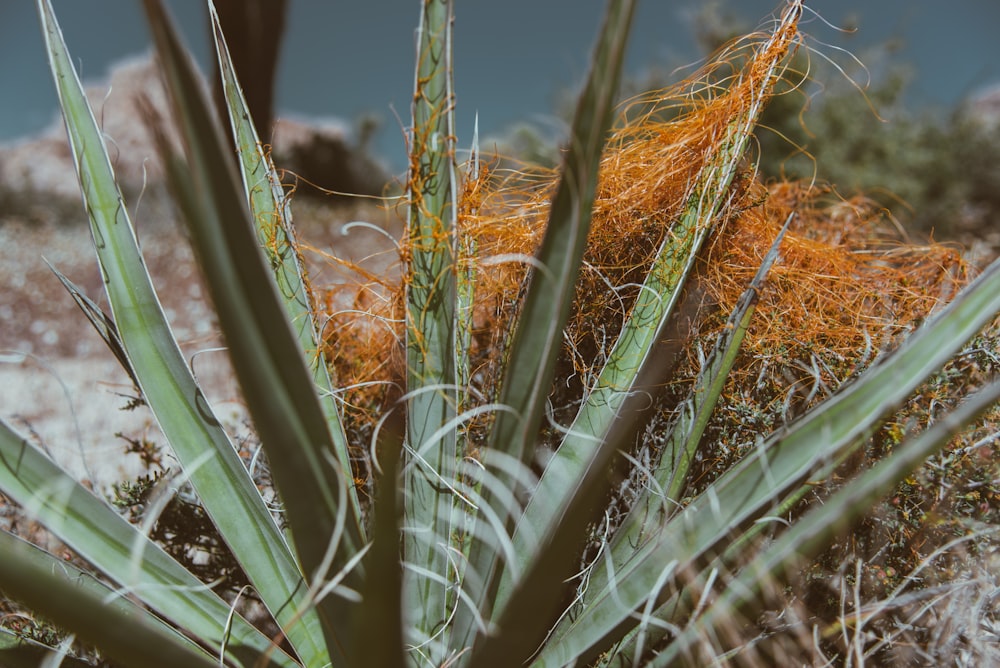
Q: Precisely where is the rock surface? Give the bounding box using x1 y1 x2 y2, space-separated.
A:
0 55 398 491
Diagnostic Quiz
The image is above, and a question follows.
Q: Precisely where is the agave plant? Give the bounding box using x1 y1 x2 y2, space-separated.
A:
2 0 999 666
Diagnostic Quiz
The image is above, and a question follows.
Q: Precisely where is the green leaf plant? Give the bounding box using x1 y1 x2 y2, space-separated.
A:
1 0 997 666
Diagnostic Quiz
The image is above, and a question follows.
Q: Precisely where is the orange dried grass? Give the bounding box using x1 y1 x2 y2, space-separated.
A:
706 183 969 366
707 181 968 403
461 11 807 383
312 12 970 438
311 240 404 436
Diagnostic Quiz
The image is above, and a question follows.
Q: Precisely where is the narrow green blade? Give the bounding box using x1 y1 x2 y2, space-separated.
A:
0 419 296 667
208 0 364 532
607 213 794 572
403 0 461 654
0 627 94 668
141 0 363 661
0 533 216 668
352 412 406 667
650 380 1000 667
456 114 480 417
456 0 638 656
46 261 141 399
38 1 326 663
489 3 802 637
662 214 793 499
535 255 1000 665
605 419 925 665
485 0 636 489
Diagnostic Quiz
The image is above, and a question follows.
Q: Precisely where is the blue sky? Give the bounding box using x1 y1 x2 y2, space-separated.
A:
3 1 999 171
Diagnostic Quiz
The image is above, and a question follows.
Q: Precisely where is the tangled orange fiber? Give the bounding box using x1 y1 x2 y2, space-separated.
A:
316 10 970 437
702 183 968 390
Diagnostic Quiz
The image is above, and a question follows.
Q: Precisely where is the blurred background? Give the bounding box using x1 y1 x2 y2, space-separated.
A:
2 0 999 237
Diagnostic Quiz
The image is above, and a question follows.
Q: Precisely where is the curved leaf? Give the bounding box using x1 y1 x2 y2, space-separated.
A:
38 1 325 663
537 255 1000 665
141 1 369 662
504 2 803 609
457 0 638 659
650 379 1000 667
0 533 216 668
209 0 364 533
402 0 461 654
0 419 295 667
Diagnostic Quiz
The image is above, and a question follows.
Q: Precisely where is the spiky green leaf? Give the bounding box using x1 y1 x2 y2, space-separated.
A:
38 1 327 662
140 1 366 661
650 379 1000 667
403 0 461 654
502 4 802 615
456 0 638 658
208 0 364 531
0 532 218 668
0 419 295 667
536 255 1000 665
